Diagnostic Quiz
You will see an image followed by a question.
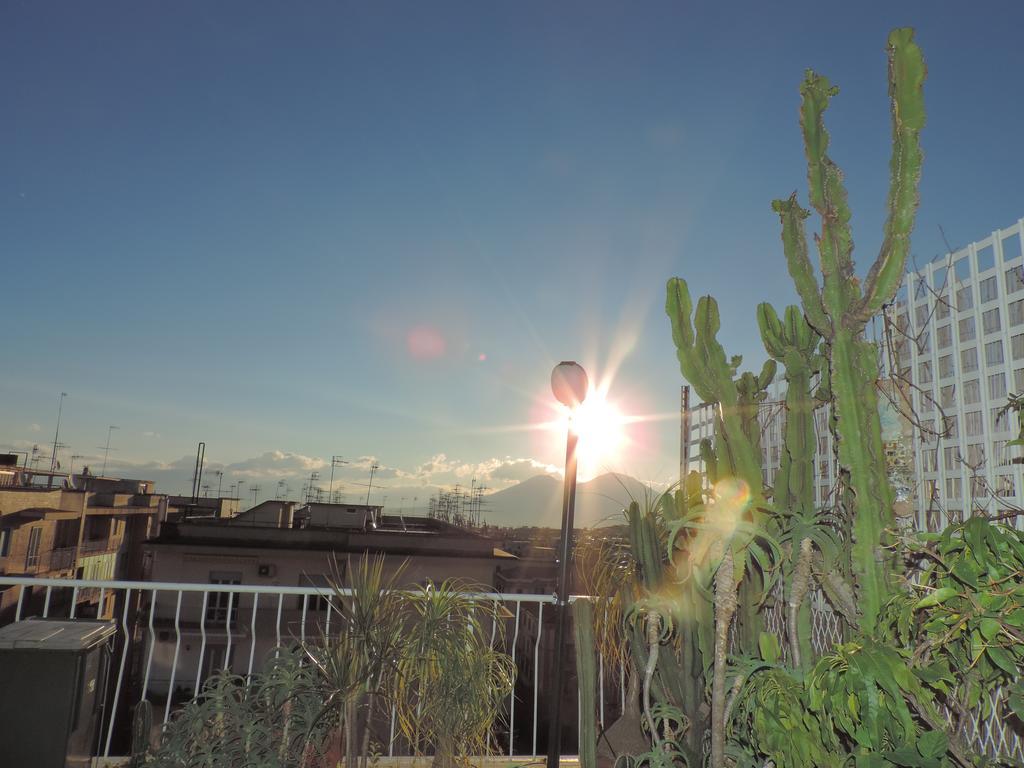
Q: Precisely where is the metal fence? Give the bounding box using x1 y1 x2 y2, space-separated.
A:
0 576 618 761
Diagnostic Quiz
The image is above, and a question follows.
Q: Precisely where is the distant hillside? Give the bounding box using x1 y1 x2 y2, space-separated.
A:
483 472 657 528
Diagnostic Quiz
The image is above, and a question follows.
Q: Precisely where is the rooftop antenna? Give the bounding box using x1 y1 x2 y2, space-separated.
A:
365 462 379 506
49 392 67 474
329 456 348 499
306 471 320 503
398 497 408 532
210 470 224 498
277 479 287 499
251 484 261 505
99 426 119 476
191 442 206 502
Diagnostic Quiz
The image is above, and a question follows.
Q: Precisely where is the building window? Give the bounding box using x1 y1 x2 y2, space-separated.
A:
985 340 1005 366
940 385 956 409
993 440 1008 465
991 407 1008 432
960 347 978 373
957 286 974 311
1013 335 1024 361
980 275 999 303
989 372 1007 400
934 298 950 320
0 527 11 558
982 308 1002 334
945 415 959 438
978 245 996 272
24 527 41 569
917 331 931 355
921 448 938 472
945 477 963 499
1006 265 1024 294
965 443 985 467
963 379 981 404
959 316 976 342
207 572 242 625
1016 369 1024 393
944 446 958 471
919 418 936 441
1011 300 1024 327
917 361 932 384
939 354 954 379
965 411 983 437
937 324 952 349
1004 233 1024 261
971 476 987 500
995 475 1016 497
919 391 935 413
915 278 929 301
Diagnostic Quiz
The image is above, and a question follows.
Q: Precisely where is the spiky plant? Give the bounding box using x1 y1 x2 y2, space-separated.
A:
772 28 926 633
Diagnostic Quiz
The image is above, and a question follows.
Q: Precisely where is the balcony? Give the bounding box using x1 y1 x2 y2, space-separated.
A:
0 575 613 764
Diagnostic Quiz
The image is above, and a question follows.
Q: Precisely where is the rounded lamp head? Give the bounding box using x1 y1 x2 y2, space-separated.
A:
551 361 589 409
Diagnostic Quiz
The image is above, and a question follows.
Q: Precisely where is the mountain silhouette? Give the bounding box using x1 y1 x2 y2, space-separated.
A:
482 472 659 528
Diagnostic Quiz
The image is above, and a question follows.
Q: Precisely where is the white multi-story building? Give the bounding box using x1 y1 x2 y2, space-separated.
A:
682 216 1024 535
890 217 1024 532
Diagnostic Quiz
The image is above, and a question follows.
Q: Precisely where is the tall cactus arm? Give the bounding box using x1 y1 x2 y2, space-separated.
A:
853 28 927 324
773 195 830 336
667 278 735 405
799 72 858 321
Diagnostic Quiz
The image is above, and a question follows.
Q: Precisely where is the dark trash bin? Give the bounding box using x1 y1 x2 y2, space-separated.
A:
0 617 117 768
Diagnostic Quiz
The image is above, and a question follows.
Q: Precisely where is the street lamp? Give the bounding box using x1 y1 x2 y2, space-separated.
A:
546 361 588 768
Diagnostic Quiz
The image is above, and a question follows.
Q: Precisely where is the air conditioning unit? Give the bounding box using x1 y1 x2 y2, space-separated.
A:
257 564 277 578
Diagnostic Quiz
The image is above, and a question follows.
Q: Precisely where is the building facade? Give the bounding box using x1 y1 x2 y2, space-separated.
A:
890 217 1024 531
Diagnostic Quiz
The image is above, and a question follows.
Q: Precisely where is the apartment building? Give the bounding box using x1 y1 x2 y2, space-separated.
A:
0 469 167 621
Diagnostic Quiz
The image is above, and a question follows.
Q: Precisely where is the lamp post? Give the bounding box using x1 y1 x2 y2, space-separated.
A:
546 361 588 768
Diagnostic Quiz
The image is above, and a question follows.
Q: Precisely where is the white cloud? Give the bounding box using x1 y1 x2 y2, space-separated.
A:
92 448 559 503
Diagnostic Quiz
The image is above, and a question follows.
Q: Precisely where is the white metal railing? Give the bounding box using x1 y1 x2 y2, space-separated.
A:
0 576 613 760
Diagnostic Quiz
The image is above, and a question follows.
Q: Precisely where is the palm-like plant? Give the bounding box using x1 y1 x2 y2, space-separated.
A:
393 579 516 768
304 555 408 768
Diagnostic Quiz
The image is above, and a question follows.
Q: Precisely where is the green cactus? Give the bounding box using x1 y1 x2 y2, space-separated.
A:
666 279 784 767
758 303 823 670
666 278 769 502
735 360 777 461
574 598 598 768
130 699 153 768
772 28 925 633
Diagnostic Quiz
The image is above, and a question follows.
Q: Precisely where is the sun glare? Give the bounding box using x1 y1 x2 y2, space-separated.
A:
545 383 628 480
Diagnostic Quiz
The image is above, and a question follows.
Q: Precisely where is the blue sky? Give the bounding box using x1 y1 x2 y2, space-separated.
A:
3 2 1023 507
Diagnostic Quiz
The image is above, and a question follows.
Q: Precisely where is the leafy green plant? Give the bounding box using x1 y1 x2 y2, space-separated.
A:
149 646 329 768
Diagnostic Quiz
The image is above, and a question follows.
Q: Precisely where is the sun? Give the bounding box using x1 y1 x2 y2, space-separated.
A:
560 386 628 480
